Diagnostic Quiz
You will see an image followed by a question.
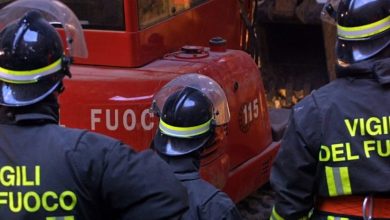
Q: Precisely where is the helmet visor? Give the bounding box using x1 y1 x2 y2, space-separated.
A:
0 0 87 58
336 34 390 63
0 73 63 106
152 73 230 126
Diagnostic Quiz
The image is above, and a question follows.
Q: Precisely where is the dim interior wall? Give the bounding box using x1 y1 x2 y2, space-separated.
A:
257 23 330 108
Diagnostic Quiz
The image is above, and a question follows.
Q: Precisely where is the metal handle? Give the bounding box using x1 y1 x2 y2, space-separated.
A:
363 195 373 220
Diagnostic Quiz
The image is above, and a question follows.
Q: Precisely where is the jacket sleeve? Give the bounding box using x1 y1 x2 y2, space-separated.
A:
70 132 189 220
270 96 321 220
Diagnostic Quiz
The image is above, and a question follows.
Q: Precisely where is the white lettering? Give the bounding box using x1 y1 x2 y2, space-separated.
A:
123 109 136 131
106 109 119 131
141 109 154 131
90 108 156 131
91 109 102 130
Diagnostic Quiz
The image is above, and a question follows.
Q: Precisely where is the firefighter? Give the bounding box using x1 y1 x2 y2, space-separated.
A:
270 0 390 219
151 85 242 220
0 1 188 219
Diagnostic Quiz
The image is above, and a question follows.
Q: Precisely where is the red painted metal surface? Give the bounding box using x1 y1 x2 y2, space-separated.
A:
58 0 280 203
60 49 279 202
73 0 242 67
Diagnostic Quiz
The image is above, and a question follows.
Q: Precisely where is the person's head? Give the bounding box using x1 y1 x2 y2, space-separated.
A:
333 0 390 66
153 87 218 157
0 10 68 107
151 73 230 160
0 0 88 107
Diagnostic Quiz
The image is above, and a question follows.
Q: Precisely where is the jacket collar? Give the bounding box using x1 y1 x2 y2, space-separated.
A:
0 95 59 125
159 152 201 181
336 58 390 85
372 58 390 84
175 172 200 181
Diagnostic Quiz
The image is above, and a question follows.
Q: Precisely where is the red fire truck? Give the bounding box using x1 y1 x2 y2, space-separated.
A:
1 0 290 203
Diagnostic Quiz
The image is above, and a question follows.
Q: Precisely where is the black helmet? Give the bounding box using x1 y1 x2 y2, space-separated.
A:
335 0 390 64
0 10 68 106
153 87 215 156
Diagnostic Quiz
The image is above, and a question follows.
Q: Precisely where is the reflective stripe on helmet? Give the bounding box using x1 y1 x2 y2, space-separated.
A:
159 118 211 138
337 15 390 40
0 58 62 84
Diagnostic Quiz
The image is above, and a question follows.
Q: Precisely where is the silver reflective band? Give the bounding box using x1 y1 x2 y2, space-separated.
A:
0 58 62 84
337 15 390 40
159 119 211 138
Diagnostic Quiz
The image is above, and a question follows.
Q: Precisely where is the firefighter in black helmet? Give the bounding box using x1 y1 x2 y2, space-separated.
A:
0 11 69 106
154 87 215 156
270 0 390 219
151 74 242 220
0 0 188 219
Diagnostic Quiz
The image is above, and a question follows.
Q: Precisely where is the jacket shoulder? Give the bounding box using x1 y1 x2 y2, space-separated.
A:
184 179 240 219
55 126 122 151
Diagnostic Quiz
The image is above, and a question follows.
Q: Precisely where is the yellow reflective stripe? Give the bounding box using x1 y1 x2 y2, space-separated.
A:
159 118 211 138
270 206 311 220
270 207 284 220
340 167 352 195
337 15 390 39
0 58 62 84
327 216 349 220
0 58 61 77
325 166 352 196
325 166 337 196
46 216 74 220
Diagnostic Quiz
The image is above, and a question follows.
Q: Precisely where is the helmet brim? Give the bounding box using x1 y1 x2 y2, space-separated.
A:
336 34 390 63
0 77 61 107
153 129 213 156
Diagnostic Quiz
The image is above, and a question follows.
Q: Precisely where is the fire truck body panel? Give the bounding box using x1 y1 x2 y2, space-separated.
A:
60 48 279 202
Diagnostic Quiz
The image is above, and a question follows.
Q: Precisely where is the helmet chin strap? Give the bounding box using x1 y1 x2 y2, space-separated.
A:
55 55 72 95
62 56 73 78
55 81 65 95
